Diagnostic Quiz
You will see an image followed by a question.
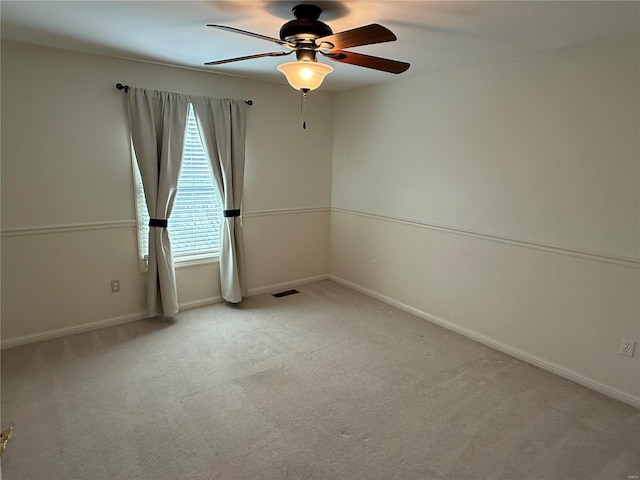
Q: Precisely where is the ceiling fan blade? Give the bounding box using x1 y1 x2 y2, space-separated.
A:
204 50 292 66
322 50 410 74
207 24 293 47
316 24 397 50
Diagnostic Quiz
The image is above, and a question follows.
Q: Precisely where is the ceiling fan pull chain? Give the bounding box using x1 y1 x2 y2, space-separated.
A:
300 89 307 129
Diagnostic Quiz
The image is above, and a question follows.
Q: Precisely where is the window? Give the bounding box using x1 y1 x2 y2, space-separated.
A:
133 105 223 268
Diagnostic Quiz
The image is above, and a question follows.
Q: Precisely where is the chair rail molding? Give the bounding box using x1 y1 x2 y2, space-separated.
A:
1 220 136 237
331 207 639 269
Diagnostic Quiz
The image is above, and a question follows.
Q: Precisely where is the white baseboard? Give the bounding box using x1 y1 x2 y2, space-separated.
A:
0 311 149 349
6 273 635 410
0 276 330 350
176 274 330 310
247 274 330 297
328 275 640 409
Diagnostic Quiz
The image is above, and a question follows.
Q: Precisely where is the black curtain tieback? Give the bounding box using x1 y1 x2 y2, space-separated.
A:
149 218 168 228
223 209 241 218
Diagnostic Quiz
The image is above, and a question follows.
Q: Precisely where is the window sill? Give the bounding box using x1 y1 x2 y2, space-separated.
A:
175 254 220 269
139 253 220 273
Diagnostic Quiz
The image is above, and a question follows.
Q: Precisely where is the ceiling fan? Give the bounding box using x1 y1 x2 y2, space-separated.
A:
205 4 410 92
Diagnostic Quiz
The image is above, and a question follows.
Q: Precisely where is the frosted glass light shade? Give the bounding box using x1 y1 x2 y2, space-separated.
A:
277 61 333 91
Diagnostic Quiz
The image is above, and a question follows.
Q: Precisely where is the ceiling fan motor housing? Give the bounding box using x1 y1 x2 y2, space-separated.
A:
279 5 332 44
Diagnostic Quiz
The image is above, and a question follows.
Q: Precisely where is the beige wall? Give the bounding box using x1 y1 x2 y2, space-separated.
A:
1 41 333 341
2 36 639 406
329 36 640 404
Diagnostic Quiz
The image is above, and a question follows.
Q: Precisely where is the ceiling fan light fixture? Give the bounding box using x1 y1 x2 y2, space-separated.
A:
277 60 333 92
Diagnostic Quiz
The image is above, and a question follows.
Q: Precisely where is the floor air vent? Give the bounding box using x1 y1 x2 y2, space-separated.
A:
272 289 299 298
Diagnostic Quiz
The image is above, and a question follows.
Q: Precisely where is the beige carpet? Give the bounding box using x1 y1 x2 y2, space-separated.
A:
1 280 638 479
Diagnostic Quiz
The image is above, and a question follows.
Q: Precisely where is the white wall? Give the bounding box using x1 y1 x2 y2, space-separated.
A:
329 36 640 404
1 41 333 341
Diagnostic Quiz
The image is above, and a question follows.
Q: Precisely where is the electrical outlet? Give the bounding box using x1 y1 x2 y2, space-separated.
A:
620 339 636 358
110 280 120 293
372 259 377 271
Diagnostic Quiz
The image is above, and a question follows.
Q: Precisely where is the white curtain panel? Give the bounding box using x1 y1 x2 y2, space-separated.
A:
191 97 248 303
127 88 189 315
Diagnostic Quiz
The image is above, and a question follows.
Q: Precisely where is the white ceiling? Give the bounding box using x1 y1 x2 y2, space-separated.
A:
1 1 638 91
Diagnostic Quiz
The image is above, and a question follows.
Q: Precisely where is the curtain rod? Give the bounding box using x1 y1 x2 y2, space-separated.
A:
115 83 253 105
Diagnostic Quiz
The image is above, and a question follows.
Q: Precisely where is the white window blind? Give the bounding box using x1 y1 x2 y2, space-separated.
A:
134 104 223 266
